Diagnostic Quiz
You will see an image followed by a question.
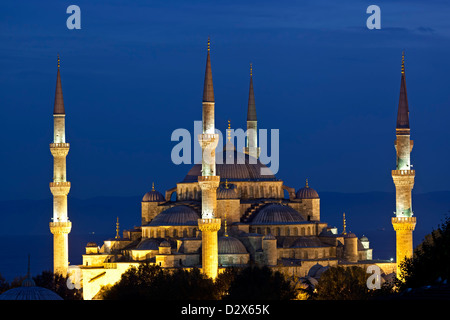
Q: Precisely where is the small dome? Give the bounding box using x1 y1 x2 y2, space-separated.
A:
360 235 369 242
217 182 239 200
0 283 63 300
159 241 171 248
183 149 277 183
218 236 248 254
135 238 160 250
142 184 165 202
291 236 323 248
250 204 304 225
296 179 319 199
149 205 200 226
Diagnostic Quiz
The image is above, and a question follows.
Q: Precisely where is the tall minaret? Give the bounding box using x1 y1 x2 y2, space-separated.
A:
49 55 72 275
244 63 260 159
391 52 416 275
197 38 221 279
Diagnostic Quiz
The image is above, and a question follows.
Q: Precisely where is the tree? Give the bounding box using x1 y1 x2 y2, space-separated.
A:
397 216 450 291
0 273 10 294
33 270 82 300
100 263 221 300
314 266 371 300
224 265 296 300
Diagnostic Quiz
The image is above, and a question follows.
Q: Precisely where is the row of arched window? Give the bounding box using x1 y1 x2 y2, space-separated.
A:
177 184 284 200
250 225 315 236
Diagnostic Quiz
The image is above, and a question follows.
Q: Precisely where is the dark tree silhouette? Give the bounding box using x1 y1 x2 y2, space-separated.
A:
224 265 296 300
314 266 371 300
397 215 450 291
100 263 220 300
33 270 82 300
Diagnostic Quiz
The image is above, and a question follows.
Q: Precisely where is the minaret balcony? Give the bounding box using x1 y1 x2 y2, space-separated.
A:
50 143 70 148
49 221 72 234
198 218 221 232
198 133 219 148
50 143 70 157
392 169 415 176
50 181 71 195
392 217 416 231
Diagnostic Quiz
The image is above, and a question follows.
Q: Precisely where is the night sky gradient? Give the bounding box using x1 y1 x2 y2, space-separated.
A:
1 0 450 202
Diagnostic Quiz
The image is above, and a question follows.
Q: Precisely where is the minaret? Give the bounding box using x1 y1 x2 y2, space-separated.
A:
49 55 72 275
197 38 221 279
244 63 260 159
391 52 416 275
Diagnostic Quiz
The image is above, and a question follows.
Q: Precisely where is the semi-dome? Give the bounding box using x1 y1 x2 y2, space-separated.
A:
142 183 165 202
307 264 329 279
135 238 161 250
218 236 248 254
296 179 319 199
148 205 200 226
159 241 171 247
182 149 277 182
217 182 239 199
250 203 304 225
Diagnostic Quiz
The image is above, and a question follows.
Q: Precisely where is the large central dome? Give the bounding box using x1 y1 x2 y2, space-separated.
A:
182 149 277 182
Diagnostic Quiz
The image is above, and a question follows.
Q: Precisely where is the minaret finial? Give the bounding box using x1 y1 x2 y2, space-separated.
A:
57 54 60 69
224 211 228 237
115 217 120 239
227 120 232 142
343 212 347 235
305 178 309 188
152 182 155 191
225 179 229 189
250 62 252 77
27 254 31 277
401 51 405 75
208 37 210 52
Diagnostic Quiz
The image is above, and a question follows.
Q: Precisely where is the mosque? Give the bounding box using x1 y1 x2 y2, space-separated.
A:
46 41 416 300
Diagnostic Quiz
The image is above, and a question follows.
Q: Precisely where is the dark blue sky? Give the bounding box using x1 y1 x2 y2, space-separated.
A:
1 0 449 201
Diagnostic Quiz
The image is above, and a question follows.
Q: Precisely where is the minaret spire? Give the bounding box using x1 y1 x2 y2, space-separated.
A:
247 63 257 121
397 51 409 130
203 37 214 103
244 62 260 158
54 55 65 115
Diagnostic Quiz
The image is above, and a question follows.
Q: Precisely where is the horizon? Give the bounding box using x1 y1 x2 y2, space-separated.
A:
1 1 450 201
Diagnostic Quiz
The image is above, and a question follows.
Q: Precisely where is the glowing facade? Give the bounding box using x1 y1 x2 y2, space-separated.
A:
49 46 415 300
392 52 416 274
49 56 72 275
